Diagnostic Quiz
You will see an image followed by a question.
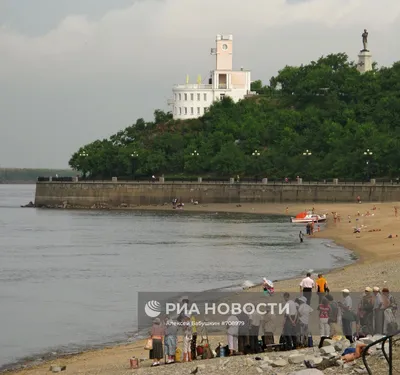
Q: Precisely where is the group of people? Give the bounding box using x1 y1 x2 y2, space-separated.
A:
147 277 397 367
147 298 198 366
295 273 398 346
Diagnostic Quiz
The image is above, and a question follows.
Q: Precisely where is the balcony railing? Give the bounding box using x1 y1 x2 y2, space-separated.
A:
173 84 212 90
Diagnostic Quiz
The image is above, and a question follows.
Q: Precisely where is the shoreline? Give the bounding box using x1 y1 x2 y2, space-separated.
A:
5 202 400 374
0 239 352 374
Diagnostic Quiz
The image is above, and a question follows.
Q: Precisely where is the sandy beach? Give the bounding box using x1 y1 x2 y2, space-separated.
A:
7 202 400 375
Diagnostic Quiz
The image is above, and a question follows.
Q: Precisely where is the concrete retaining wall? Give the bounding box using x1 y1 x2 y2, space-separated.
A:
34 181 400 207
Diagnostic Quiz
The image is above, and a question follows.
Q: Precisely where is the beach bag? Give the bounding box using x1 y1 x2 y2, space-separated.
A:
202 344 213 359
196 345 204 356
144 338 153 350
175 347 182 362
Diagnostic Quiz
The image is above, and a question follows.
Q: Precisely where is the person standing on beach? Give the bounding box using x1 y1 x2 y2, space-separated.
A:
382 287 397 334
317 297 331 347
299 231 304 243
373 286 384 335
149 318 165 366
190 313 197 360
300 273 315 305
283 292 298 350
338 289 354 343
226 314 239 355
297 296 313 347
316 274 328 303
182 315 192 362
237 310 250 354
326 294 341 336
248 309 262 353
358 287 374 335
164 317 177 364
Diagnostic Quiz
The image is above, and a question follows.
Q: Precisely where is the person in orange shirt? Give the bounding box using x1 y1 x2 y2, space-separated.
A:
316 274 328 303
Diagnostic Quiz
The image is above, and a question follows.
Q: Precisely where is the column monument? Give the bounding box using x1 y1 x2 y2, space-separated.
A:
357 29 372 73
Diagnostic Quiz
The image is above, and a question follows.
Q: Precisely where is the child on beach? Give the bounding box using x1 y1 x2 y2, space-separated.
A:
318 297 331 347
182 316 192 362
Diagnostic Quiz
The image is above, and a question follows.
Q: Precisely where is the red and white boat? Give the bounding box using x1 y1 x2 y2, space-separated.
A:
290 211 327 223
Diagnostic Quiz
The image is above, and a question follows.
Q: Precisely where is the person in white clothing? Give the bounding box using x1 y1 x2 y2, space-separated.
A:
297 296 313 347
283 292 298 350
260 307 277 349
226 315 239 355
338 289 354 343
299 272 315 305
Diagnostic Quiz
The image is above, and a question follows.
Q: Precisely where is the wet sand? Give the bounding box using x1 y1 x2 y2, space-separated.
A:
8 202 400 374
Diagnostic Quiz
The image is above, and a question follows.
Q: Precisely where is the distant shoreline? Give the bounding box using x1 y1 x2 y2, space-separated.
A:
0 181 36 184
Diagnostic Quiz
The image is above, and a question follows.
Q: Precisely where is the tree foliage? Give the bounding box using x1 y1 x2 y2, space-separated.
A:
69 53 400 180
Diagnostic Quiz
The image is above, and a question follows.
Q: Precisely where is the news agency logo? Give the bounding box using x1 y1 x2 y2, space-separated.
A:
143 300 289 318
144 300 162 318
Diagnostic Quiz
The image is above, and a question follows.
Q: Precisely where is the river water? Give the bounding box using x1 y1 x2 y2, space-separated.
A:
0 184 354 368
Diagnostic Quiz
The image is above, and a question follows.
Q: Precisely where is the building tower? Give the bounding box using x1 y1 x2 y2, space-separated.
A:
168 35 253 120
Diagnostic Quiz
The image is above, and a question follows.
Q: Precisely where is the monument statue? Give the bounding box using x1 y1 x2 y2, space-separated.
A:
362 29 368 51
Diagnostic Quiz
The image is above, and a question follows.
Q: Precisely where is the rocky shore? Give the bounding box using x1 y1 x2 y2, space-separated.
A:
11 335 397 375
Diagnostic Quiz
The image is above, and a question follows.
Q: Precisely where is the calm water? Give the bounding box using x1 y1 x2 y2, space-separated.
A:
0 185 354 368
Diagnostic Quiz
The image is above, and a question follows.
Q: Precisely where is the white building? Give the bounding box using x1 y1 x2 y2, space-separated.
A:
169 34 253 120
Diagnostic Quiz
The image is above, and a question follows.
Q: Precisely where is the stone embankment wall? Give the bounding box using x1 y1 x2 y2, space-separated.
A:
34 181 400 207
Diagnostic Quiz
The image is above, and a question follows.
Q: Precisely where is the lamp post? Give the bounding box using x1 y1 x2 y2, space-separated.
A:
302 149 312 181
130 151 139 179
190 151 200 177
363 149 373 180
79 151 89 177
252 149 261 181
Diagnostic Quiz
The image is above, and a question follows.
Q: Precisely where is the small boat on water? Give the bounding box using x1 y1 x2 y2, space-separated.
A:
290 211 327 223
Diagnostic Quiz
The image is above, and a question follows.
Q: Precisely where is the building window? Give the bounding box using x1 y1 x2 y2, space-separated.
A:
197 93 200 101
197 107 200 115
174 107 177 115
179 93 181 100
184 107 187 115
184 93 188 101
204 93 207 101
220 93 225 100
190 93 194 101
204 107 208 113
191 107 194 115
179 107 182 115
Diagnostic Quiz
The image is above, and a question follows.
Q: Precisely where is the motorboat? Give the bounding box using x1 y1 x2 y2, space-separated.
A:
290 211 327 223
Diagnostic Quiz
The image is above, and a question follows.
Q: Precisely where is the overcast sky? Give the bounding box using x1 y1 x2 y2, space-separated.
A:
1 0 400 168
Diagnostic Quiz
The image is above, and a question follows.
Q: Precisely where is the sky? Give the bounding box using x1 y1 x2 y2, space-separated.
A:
1 0 400 168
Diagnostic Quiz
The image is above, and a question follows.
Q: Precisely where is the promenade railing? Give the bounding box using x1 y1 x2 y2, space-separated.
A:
362 329 400 375
37 176 400 185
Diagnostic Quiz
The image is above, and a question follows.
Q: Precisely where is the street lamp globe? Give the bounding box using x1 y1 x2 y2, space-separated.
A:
191 150 200 156
364 149 373 156
131 151 139 157
252 150 260 156
303 149 312 156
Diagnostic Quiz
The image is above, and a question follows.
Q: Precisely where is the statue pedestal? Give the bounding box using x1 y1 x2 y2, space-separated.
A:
357 50 372 73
